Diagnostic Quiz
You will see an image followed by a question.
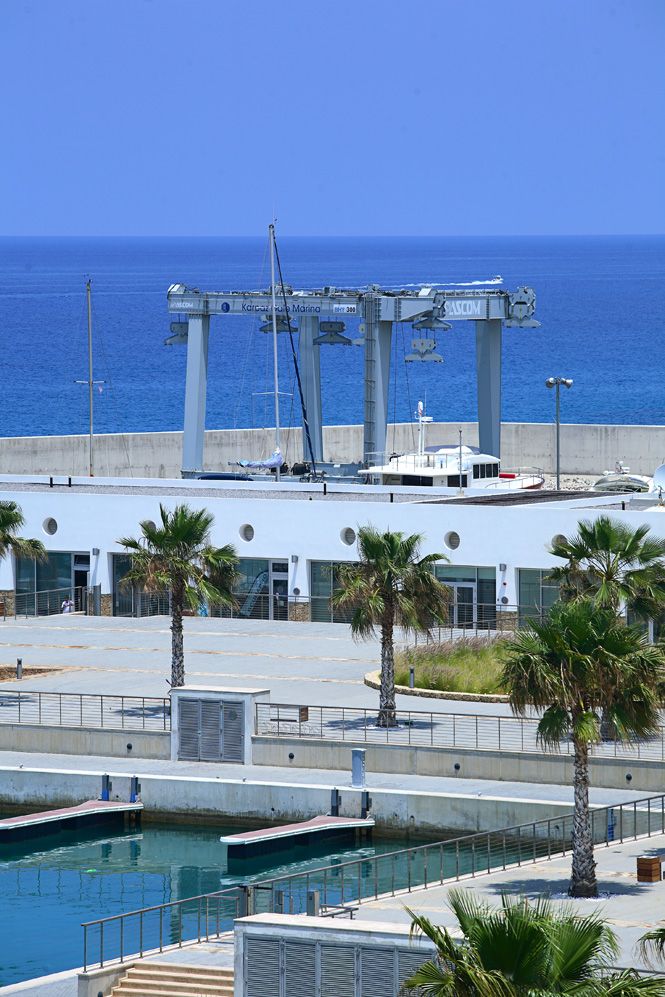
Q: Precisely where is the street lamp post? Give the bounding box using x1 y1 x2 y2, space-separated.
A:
545 376 573 490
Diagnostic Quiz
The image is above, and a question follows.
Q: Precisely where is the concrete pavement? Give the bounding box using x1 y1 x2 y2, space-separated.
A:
0 614 519 715
356 832 665 972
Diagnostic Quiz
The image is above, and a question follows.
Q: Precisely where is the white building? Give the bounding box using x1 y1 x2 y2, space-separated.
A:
0 474 661 627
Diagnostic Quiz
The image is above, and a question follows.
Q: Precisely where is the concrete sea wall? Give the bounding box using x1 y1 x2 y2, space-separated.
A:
0 725 170 759
0 765 573 834
1 422 664 477
253 736 664 794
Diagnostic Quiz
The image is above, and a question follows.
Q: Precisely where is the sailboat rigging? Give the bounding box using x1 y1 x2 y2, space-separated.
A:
74 279 105 476
235 222 318 478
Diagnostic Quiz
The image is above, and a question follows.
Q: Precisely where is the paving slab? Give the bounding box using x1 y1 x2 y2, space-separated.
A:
356 832 665 971
0 615 518 715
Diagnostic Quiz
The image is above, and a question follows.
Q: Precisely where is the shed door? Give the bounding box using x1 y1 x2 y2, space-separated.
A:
321 944 356 997
245 937 280 997
177 698 201 761
360 946 396 996
285 941 317 997
177 698 223 762
200 700 222 761
221 700 244 761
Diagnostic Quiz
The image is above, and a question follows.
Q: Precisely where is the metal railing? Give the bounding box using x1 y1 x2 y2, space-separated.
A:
412 603 553 641
83 888 241 970
9 586 88 619
0 690 171 731
81 791 665 971
255 702 665 761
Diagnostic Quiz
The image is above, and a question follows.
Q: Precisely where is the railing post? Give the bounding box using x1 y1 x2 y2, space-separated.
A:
159 906 163 951
120 916 124 963
83 926 87 972
100 921 104 968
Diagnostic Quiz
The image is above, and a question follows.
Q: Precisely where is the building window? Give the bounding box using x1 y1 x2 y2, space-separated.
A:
16 552 81 615
517 569 559 622
310 562 356 623
433 565 496 628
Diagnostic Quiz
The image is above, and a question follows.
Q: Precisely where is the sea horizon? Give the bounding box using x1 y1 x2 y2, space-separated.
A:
1 234 663 439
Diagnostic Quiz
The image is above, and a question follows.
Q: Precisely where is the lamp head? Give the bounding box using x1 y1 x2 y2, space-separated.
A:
562 378 573 388
545 377 556 388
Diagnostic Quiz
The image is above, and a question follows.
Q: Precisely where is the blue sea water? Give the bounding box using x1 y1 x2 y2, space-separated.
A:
0 236 663 442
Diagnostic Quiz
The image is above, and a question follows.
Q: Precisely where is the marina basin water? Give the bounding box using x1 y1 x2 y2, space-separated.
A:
0 819 437 986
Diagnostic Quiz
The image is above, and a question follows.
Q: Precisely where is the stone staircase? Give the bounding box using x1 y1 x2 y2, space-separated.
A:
109 961 234 997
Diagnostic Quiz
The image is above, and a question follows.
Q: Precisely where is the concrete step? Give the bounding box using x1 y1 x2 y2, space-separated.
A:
111 980 233 997
125 970 233 985
110 962 234 997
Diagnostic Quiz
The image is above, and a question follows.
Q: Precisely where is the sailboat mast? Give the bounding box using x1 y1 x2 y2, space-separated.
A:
269 223 281 482
86 279 94 477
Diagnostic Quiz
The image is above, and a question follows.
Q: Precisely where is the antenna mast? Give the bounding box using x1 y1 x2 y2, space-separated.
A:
269 223 281 482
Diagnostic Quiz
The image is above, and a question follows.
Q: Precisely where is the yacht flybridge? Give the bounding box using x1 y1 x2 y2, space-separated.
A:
358 404 544 491
359 445 544 490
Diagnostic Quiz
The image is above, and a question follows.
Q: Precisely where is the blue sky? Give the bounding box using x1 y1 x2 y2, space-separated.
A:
3 0 664 236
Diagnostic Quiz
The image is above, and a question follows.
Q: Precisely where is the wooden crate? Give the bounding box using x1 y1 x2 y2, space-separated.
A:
637 855 663 883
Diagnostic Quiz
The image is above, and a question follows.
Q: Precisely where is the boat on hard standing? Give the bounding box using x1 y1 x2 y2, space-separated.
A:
358 403 544 491
591 460 653 494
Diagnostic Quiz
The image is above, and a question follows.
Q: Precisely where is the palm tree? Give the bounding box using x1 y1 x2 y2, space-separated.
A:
403 890 665 995
502 600 665 898
0 500 46 565
332 527 450 726
0 501 46 613
118 504 238 687
549 516 665 620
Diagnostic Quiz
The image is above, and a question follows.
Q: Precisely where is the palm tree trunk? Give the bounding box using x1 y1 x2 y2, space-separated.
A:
170 581 185 688
569 734 597 898
378 610 397 727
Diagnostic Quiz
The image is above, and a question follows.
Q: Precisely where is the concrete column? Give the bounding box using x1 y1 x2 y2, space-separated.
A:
181 314 210 477
475 319 502 458
363 298 392 465
298 316 323 463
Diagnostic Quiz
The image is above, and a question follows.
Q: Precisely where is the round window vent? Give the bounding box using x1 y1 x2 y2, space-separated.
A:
444 530 460 551
551 534 567 549
340 527 356 546
43 517 58 536
240 524 254 542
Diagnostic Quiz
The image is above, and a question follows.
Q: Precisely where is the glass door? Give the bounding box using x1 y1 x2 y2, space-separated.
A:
452 583 476 628
270 561 289 621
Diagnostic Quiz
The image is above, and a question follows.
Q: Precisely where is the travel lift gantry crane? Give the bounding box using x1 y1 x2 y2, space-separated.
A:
166 282 540 477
